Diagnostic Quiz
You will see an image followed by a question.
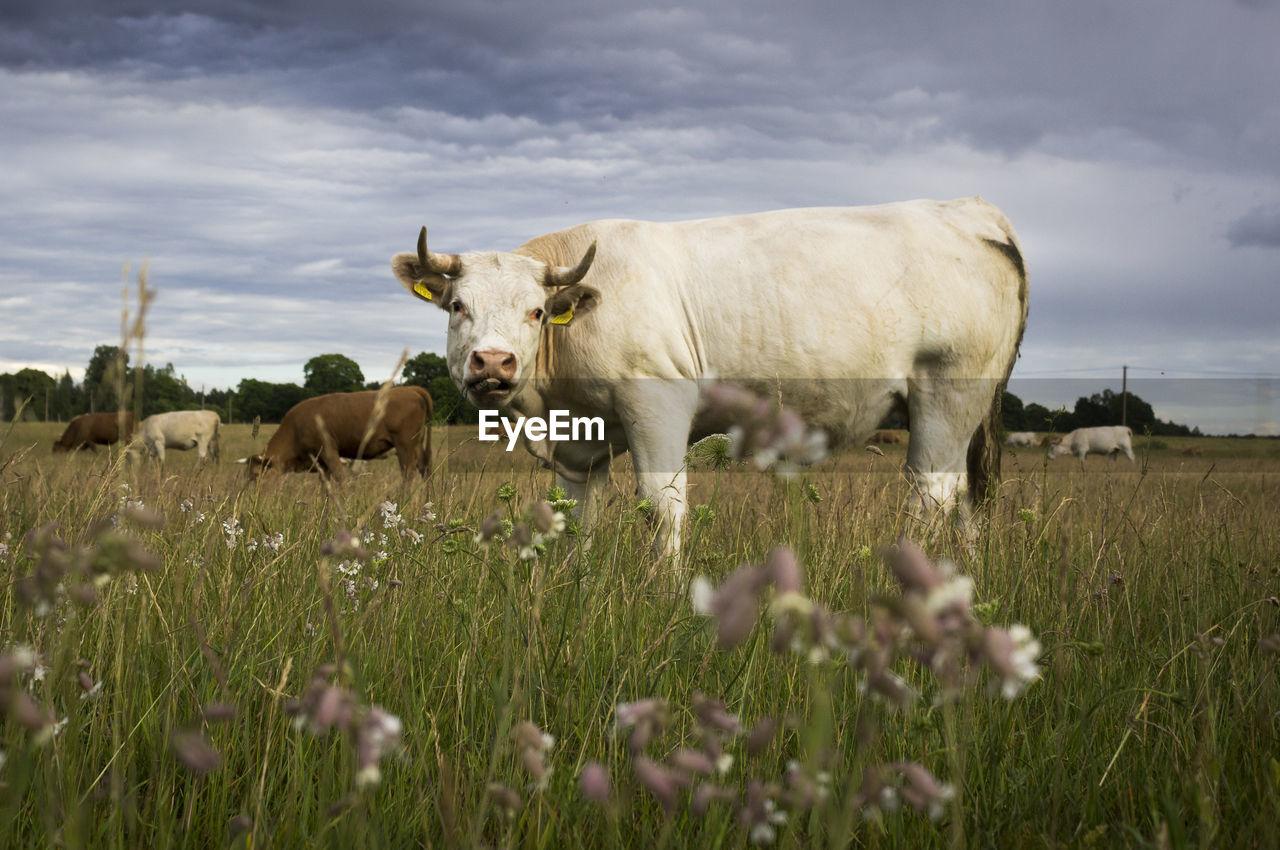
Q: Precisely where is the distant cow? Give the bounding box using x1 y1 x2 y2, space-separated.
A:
243 387 432 481
52 412 134 453
866 430 904 444
1004 431 1038 447
129 410 221 463
1047 426 1135 468
1181 445 1203 457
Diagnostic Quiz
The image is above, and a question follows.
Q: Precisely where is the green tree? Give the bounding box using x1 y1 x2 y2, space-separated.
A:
403 352 451 389
303 354 365 396
1001 390 1025 431
236 379 309 423
83 345 129 413
428 376 479 425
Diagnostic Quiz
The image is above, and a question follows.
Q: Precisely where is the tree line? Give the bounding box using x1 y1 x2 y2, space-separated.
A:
0 348 479 426
2 347 1199 434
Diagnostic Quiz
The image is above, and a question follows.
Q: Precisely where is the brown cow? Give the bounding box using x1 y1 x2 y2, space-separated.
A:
244 387 432 481
1181 445 1204 456
866 430 904 444
52 412 135 453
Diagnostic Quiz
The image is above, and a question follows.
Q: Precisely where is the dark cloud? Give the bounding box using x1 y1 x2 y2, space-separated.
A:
1227 204 1280 248
1 0 1278 432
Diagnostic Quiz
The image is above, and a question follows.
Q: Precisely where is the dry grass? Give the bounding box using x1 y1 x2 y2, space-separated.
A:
1 420 1278 848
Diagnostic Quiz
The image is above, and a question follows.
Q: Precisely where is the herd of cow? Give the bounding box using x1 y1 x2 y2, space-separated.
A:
51 385 435 480
45 197 1139 556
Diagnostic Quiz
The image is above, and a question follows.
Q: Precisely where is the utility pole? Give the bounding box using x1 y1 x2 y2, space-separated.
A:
228 394 233 426
1121 365 1128 427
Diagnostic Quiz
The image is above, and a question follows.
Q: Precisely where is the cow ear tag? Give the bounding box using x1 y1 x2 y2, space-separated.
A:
413 282 433 301
550 306 574 325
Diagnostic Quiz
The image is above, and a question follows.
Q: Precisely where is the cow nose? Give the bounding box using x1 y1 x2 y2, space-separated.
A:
469 348 517 381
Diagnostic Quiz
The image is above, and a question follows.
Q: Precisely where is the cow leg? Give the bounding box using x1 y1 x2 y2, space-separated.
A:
903 377 983 526
618 380 700 567
556 462 609 548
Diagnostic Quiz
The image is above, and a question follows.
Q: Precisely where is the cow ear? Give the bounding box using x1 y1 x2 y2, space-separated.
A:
391 254 452 309
543 284 602 326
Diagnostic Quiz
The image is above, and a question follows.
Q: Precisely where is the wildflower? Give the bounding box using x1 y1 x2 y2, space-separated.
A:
692 783 736 814
740 780 788 845
474 511 505 546
633 756 683 813
486 782 523 817
1017 508 1036 523
892 762 955 820
195 512 206 524
417 503 437 524
744 717 778 756
692 563 770 648
378 501 403 529
401 528 423 545
78 672 102 701
580 762 611 803
262 533 284 553
221 518 242 549
179 499 193 513
615 698 668 753
172 730 221 774
983 624 1041 699
321 531 370 561
355 707 403 789
202 702 237 723
513 720 555 790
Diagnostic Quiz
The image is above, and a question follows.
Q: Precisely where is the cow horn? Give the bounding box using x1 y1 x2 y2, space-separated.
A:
417 226 462 277
543 241 597 288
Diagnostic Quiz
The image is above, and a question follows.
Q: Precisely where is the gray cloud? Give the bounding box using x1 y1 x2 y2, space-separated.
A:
1227 204 1280 248
1 0 1279 433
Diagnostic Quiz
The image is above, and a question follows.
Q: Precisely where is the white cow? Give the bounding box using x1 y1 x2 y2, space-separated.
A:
130 410 221 464
1004 431 1038 447
1047 425 1134 468
392 198 1028 561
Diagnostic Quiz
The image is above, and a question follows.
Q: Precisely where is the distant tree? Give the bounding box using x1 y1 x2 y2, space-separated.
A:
56 370 78 420
1023 402 1057 432
83 345 129 413
403 352 451 388
236 378 309 423
139 362 193 417
428 376 479 425
1001 390 1025 431
303 354 365 396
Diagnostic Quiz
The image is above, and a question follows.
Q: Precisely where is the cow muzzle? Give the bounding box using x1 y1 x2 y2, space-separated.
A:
466 348 518 401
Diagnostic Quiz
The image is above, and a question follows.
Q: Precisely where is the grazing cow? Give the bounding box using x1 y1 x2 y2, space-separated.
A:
52 412 134 453
1004 431 1038 447
392 197 1028 561
867 430 904 444
242 386 432 481
1047 426 1135 468
129 410 221 464
1181 445 1203 457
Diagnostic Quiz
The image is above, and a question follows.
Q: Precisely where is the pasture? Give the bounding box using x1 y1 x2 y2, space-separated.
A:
1 421 1278 848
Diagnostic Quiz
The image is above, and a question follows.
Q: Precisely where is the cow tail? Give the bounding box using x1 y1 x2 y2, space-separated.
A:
967 389 1003 506
969 218 1029 507
416 385 434 477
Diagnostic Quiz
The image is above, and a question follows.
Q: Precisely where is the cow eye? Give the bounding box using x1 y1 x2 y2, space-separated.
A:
449 299 465 316
531 308 544 322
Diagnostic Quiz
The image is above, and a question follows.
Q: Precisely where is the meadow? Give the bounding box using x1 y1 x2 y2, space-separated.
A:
1 420 1278 848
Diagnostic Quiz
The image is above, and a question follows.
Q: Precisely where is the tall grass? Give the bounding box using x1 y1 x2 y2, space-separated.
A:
1 422 1278 848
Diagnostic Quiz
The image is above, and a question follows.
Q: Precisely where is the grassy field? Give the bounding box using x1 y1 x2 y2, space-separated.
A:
1 420 1278 848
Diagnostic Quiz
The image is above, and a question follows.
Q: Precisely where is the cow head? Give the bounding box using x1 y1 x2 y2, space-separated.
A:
240 455 275 480
1045 440 1068 460
392 227 600 408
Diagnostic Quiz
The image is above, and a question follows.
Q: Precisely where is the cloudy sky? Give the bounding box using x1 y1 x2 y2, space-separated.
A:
1 0 1277 432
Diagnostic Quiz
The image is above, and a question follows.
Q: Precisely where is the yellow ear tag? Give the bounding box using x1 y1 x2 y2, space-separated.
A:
549 306 574 325
412 282 433 301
